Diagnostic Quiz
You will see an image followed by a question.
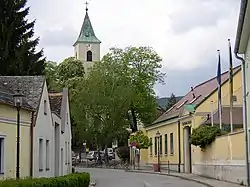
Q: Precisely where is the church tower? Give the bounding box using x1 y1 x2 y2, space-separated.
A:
73 4 101 75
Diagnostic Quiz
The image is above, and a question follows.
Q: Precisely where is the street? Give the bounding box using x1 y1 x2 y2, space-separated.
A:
77 168 207 187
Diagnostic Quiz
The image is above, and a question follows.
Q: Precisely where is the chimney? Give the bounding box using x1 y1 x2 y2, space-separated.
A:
191 87 194 91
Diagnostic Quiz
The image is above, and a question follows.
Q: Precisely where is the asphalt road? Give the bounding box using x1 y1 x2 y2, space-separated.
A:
77 168 207 187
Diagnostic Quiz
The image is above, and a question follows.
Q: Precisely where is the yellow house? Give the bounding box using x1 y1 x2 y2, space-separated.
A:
146 65 244 184
0 85 33 179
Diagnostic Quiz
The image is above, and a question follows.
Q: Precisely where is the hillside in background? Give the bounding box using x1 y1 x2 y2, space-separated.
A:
156 96 183 110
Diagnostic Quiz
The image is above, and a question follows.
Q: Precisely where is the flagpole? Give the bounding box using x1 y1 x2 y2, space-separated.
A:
210 101 214 127
228 39 234 133
217 50 222 129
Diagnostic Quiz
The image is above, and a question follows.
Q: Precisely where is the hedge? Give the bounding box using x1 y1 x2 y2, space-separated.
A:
0 172 90 187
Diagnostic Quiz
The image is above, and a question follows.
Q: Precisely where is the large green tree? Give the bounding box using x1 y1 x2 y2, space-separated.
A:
0 0 45 75
73 46 165 147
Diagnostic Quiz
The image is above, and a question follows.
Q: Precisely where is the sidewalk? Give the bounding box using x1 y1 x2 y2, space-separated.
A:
126 169 244 187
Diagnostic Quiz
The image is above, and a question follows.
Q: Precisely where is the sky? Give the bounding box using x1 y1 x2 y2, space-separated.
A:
27 0 241 97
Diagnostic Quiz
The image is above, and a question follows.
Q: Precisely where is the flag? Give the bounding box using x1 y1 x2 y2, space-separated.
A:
228 39 233 132
217 50 222 129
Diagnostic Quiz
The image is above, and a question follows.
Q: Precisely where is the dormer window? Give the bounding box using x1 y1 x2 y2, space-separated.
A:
44 100 47 115
189 95 201 104
176 100 188 109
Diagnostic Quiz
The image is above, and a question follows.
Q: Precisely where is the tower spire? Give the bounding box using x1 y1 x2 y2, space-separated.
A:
85 1 88 12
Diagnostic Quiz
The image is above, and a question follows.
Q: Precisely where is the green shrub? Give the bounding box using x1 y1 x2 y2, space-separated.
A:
117 146 130 162
0 172 90 187
190 125 221 149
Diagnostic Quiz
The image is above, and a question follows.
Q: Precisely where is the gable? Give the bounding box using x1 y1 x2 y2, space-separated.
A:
151 65 241 125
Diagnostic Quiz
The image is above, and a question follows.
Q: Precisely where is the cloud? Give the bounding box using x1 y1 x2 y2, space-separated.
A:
26 0 242 95
40 27 77 47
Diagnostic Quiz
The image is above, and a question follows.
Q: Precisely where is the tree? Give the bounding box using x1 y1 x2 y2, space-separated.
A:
129 130 152 167
129 130 152 150
44 61 59 90
0 0 45 75
166 93 177 111
103 47 165 129
74 58 133 149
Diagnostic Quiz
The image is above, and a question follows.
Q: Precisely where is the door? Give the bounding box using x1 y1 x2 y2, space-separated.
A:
183 126 192 173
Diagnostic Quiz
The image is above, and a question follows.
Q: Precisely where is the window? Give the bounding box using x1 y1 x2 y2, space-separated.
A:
149 138 152 155
164 134 168 155
75 52 77 59
233 95 237 103
189 95 201 104
44 100 47 115
170 133 174 155
67 142 70 164
46 140 49 170
39 139 43 171
87 51 92 61
159 135 162 155
0 138 4 174
154 137 157 156
65 141 67 164
66 113 69 124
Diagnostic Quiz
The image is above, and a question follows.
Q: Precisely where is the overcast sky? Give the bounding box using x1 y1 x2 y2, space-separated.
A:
27 0 241 97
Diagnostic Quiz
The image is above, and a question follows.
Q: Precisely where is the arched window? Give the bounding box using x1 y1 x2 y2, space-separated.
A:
87 51 92 62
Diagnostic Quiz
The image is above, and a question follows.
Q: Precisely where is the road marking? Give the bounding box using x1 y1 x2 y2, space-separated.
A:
143 181 151 187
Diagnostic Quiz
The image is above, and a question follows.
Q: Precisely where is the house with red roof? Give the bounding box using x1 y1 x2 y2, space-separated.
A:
145 65 245 184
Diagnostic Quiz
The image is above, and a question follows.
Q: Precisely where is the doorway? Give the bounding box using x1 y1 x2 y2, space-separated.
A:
183 126 192 173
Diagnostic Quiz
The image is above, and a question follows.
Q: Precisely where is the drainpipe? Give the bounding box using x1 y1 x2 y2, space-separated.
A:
30 111 35 178
235 54 250 186
178 120 181 173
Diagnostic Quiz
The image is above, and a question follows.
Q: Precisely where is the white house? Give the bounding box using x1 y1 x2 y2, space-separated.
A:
234 0 250 185
48 88 72 176
0 76 72 178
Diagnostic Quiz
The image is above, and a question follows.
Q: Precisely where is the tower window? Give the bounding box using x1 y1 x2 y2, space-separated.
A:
87 51 92 61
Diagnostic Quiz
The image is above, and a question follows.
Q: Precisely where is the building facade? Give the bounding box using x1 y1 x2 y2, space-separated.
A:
0 83 33 179
0 76 72 178
146 66 245 183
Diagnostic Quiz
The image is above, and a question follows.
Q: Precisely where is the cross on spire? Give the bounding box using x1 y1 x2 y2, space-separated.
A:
85 1 89 12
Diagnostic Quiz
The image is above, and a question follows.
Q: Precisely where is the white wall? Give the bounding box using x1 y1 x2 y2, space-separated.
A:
60 90 72 175
51 90 72 176
33 82 55 178
245 37 250 155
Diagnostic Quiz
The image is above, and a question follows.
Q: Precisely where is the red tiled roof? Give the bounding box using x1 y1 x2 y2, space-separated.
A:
153 65 241 125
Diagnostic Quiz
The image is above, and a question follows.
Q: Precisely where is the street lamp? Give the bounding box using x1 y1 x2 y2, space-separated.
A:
156 130 161 172
13 90 24 179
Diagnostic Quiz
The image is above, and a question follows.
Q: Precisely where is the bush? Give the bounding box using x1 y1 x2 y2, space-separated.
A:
0 172 90 187
117 146 130 162
190 125 221 149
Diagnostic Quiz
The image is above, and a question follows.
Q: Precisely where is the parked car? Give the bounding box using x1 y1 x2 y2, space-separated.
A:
103 148 115 160
86 151 97 161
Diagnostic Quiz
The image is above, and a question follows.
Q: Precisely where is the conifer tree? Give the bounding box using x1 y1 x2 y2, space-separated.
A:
0 0 45 75
166 93 177 110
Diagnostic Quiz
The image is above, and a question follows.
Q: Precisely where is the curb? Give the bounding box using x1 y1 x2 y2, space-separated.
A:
125 170 214 187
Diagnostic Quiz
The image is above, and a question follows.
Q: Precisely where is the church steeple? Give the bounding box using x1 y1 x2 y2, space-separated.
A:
73 5 101 46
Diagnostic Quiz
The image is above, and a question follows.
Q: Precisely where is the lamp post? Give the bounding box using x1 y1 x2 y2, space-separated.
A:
156 130 161 172
13 90 24 179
